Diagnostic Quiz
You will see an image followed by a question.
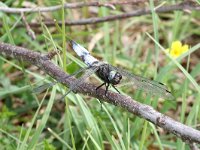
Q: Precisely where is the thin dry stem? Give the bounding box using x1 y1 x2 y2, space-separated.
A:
0 1 199 28
0 0 146 13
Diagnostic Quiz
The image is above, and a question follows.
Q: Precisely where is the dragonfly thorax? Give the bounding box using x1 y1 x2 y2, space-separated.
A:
96 64 122 85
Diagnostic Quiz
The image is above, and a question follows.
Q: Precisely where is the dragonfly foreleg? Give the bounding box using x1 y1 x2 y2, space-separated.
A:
96 82 112 97
111 85 120 94
96 82 106 92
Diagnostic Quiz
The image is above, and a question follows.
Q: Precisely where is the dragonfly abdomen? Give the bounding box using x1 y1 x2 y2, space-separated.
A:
70 40 98 67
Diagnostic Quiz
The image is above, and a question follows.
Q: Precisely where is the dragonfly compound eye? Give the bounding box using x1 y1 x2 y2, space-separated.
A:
109 71 122 85
108 71 116 80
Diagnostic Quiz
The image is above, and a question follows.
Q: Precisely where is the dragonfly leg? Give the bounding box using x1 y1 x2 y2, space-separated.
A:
96 82 106 94
96 82 110 97
105 83 110 97
95 82 107 110
112 85 120 94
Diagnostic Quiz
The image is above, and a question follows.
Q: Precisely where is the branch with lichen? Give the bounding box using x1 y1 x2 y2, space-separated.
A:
0 42 200 144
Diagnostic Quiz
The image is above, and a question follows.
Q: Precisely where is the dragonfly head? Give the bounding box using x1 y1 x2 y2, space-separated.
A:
108 71 122 85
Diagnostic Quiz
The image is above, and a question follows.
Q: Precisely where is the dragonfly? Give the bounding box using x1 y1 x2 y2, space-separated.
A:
34 40 174 100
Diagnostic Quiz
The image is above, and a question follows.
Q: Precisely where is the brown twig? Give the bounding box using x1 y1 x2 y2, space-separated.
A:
21 12 36 40
0 0 146 13
1 1 199 28
0 42 200 144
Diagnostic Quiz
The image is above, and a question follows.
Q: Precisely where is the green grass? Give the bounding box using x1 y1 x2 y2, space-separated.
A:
0 0 200 149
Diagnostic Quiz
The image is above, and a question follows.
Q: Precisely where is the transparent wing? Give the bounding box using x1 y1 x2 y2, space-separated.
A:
33 67 90 94
33 82 57 94
60 65 99 99
109 65 174 100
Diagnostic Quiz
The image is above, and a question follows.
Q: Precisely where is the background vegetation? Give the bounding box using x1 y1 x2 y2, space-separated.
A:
0 0 200 149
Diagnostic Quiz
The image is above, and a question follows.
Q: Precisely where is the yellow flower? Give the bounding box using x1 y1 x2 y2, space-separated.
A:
166 41 189 58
